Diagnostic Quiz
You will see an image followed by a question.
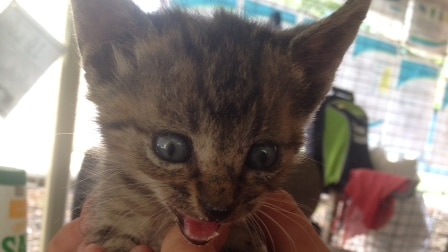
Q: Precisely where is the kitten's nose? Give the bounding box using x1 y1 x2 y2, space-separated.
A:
202 203 232 222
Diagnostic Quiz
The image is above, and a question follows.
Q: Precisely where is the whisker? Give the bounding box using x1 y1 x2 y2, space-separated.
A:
250 214 267 243
261 202 310 222
104 194 177 243
246 214 266 245
98 201 149 244
258 205 322 251
252 212 276 252
87 194 154 208
136 204 172 238
256 210 298 252
71 168 121 187
266 197 316 215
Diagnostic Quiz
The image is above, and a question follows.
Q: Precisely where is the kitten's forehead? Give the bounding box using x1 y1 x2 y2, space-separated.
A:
77 0 371 146
125 14 300 139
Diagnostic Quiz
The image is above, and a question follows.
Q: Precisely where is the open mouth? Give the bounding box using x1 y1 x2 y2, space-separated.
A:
175 212 221 245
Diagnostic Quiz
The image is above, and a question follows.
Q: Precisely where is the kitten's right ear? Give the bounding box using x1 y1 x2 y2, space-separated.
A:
71 0 147 52
285 0 371 113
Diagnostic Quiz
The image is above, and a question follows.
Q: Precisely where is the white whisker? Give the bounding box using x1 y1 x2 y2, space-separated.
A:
253 212 276 252
256 209 298 252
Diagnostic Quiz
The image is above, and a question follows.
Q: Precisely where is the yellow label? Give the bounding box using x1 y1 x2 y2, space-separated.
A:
9 200 26 219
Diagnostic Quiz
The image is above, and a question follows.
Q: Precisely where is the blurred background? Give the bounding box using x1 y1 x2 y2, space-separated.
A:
0 0 447 251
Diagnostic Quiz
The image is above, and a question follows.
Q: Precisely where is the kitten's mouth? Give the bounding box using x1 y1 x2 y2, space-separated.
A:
175 212 221 245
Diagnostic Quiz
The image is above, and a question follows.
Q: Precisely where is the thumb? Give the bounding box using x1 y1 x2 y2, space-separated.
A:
161 225 229 252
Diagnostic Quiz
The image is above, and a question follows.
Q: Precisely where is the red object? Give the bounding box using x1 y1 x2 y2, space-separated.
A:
342 169 410 241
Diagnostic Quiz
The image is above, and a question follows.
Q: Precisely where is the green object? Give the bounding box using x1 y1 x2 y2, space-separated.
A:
323 105 350 186
322 99 369 187
2 235 26 252
0 167 26 186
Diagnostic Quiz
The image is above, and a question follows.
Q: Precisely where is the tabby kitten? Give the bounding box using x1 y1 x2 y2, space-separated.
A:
71 0 371 251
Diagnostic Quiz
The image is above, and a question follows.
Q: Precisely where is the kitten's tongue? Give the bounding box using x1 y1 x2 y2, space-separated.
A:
181 215 220 245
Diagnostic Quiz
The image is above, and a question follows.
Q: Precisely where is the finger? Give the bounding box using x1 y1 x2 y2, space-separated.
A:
79 244 105 252
161 225 229 252
258 190 330 252
49 218 84 252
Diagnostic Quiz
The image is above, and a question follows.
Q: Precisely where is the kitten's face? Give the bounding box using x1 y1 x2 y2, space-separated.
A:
72 0 370 245
89 15 307 242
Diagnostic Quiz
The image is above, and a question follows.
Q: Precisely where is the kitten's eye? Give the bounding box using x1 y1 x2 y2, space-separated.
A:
245 143 278 171
154 134 191 163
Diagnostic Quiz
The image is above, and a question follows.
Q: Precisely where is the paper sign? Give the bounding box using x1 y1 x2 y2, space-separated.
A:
0 2 65 117
407 0 448 55
370 0 409 22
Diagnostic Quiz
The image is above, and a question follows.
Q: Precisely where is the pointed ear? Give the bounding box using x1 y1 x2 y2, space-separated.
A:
71 0 149 81
287 0 371 108
71 0 146 51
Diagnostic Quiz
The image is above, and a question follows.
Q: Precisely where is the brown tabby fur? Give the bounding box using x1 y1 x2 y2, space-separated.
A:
71 0 371 251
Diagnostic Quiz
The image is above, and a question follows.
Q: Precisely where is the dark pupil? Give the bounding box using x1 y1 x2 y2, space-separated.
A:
259 151 268 164
155 134 190 163
246 144 278 171
167 143 175 157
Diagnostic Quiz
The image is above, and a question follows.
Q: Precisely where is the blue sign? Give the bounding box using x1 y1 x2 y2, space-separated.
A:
398 60 439 87
244 0 297 24
354 35 399 56
171 0 237 8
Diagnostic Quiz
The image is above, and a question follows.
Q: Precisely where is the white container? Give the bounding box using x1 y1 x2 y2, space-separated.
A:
0 166 26 252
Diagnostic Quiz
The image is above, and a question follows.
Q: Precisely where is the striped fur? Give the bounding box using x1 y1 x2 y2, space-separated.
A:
71 0 371 251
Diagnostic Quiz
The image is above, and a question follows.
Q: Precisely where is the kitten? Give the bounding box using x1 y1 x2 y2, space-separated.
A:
71 0 371 251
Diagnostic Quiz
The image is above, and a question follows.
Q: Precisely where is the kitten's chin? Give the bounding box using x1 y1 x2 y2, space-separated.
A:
174 212 221 245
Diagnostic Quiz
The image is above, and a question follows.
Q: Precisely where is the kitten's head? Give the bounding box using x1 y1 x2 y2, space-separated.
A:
72 0 370 244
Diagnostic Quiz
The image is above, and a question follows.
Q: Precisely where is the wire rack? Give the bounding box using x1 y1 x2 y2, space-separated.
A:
314 191 448 252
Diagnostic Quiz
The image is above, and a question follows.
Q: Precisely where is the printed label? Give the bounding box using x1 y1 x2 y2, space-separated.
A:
0 185 26 252
1 234 26 252
8 200 26 219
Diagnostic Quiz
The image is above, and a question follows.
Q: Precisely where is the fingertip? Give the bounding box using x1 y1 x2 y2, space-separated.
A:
160 227 194 252
49 218 84 252
79 244 105 252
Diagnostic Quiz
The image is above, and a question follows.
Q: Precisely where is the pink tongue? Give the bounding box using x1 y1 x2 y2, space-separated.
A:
183 215 220 242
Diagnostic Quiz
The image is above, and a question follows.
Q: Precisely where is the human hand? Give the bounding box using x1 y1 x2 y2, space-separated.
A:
257 190 330 252
48 211 229 252
48 220 228 252
49 190 328 252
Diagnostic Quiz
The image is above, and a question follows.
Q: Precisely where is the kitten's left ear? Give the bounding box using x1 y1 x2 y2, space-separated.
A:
71 0 151 81
287 0 371 109
71 0 147 52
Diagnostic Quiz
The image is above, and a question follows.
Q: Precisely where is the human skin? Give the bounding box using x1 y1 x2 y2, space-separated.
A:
48 190 329 252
